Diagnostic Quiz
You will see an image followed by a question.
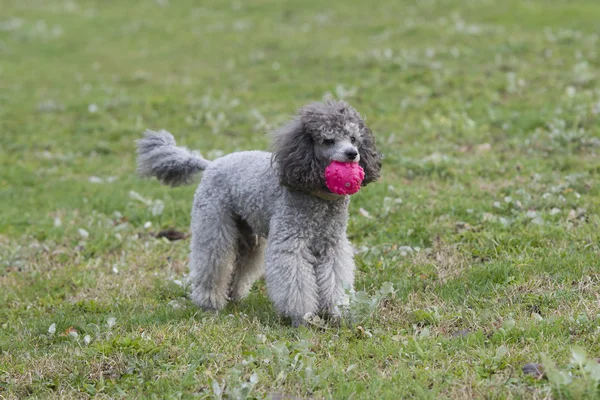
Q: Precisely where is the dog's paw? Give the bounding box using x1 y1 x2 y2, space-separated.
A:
291 316 307 328
291 312 316 328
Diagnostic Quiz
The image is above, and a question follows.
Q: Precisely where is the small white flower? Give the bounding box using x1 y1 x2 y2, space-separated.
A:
107 317 116 328
48 323 56 335
398 246 413 257
526 210 537 219
482 213 496 222
112 265 119 274
88 103 98 113
78 228 89 239
88 176 103 184
129 190 150 205
493 201 502 208
144 221 152 229
168 300 183 309
550 208 561 215
504 196 512 203
151 200 164 216
69 331 78 338
358 208 372 218
84 335 91 345
531 216 544 225
53 217 62 227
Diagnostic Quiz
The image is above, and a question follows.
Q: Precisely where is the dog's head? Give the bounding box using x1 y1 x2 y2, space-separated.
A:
271 100 382 192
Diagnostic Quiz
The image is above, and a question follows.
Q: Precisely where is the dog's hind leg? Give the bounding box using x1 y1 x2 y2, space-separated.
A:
228 238 266 302
228 219 266 302
188 200 238 311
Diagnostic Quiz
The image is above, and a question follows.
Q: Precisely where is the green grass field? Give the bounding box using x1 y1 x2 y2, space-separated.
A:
2 0 600 398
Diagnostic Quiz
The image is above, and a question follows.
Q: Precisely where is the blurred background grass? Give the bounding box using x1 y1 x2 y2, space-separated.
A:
2 0 599 240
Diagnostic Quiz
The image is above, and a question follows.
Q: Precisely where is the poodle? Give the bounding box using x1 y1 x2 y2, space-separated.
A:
136 100 382 326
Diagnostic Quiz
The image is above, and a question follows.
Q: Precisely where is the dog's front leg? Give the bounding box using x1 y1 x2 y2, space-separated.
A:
316 237 355 322
264 223 319 327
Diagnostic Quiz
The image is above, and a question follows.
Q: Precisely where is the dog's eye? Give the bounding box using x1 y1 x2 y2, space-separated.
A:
323 139 335 146
350 137 356 143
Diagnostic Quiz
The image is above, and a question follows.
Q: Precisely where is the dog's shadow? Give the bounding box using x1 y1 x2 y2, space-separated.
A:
158 279 292 329
224 280 297 329
227 293 288 328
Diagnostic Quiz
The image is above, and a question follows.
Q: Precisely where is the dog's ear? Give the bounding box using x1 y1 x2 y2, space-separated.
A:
270 119 323 191
358 126 382 185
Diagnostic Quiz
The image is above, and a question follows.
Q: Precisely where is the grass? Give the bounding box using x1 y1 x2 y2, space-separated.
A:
1 0 600 398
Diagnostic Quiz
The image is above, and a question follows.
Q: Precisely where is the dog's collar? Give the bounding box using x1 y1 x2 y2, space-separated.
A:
310 189 346 201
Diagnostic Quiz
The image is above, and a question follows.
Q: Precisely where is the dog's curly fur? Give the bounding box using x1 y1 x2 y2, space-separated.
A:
137 100 382 326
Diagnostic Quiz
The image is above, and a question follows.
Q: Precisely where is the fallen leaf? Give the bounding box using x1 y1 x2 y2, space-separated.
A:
60 326 77 336
356 325 372 337
455 222 472 232
156 229 189 241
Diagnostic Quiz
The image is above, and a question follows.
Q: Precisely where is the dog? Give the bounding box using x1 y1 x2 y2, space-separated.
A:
136 100 382 326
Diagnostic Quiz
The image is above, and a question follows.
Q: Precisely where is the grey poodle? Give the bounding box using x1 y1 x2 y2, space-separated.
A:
136 100 382 326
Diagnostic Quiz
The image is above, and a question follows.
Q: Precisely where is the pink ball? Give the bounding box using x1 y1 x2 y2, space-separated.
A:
324 161 365 195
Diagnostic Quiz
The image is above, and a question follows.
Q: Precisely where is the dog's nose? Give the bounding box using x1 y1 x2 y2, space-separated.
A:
345 150 358 160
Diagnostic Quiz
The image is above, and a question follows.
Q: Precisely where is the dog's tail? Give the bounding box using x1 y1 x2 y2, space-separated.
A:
136 130 210 187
